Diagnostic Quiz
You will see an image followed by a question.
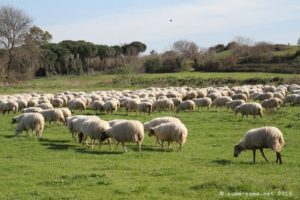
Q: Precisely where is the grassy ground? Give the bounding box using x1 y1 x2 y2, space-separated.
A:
1 72 300 94
0 106 299 199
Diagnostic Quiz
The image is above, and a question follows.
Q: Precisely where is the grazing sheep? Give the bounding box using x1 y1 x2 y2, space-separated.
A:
212 96 232 108
27 99 38 107
283 94 298 106
58 107 72 122
294 96 300 105
176 100 196 113
170 97 182 107
15 113 45 138
153 99 174 112
39 109 65 125
143 117 182 132
226 100 245 110
67 115 97 140
108 119 128 127
232 93 248 102
261 98 282 111
90 100 104 114
254 92 273 102
101 120 144 152
234 126 284 164
126 99 140 114
138 102 152 115
21 107 43 113
148 122 188 151
12 113 31 124
234 103 263 118
103 100 119 114
68 99 86 112
50 98 64 107
37 103 54 110
78 118 111 149
1 101 19 114
16 99 28 111
194 97 212 110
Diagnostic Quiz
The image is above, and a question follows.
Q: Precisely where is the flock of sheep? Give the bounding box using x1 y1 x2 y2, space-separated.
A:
1 83 299 163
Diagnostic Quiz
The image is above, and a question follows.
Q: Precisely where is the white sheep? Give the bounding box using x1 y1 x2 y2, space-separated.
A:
232 93 248 102
254 92 273 102
212 96 232 108
261 97 282 111
90 100 104 114
234 103 263 118
103 100 119 114
1 101 18 114
138 102 152 115
148 122 188 151
101 120 144 152
15 113 45 138
226 100 245 110
176 100 196 113
108 119 128 127
21 107 43 113
58 107 72 122
283 94 298 106
78 118 111 149
68 99 86 112
37 103 54 110
143 117 182 132
234 126 284 164
67 115 99 140
194 97 212 110
39 109 65 125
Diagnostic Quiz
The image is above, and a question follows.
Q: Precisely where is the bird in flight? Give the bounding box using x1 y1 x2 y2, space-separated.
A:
169 19 173 22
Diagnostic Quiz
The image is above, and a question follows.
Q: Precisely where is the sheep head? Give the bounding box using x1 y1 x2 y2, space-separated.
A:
148 128 155 137
100 132 109 141
234 144 243 157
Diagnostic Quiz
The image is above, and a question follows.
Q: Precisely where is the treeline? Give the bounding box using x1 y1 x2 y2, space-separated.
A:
1 6 300 83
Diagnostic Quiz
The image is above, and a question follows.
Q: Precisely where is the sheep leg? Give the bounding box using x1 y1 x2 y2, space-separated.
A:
259 148 269 162
276 152 282 164
252 149 256 163
122 142 127 152
167 141 171 149
115 141 120 150
98 140 102 150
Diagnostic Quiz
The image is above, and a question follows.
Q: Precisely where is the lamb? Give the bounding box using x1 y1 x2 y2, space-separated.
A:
176 100 196 113
261 98 282 111
143 117 182 133
15 113 45 138
194 97 212 110
212 96 232 108
78 118 111 149
37 103 54 110
148 122 188 151
39 109 65 124
234 126 284 164
21 107 43 113
226 100 245 110
138 102 152 115
234 103 263 118
100 120 144 152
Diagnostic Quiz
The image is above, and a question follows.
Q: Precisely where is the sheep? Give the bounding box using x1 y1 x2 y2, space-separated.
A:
78 118 111 149
226 100 245 110
50 98 64 107
126 99 140 114
15 113 45 138
254 92 273 102
261 98 282 111
176 100 196 113
283 94 298 106
194 97 212 110
100 120 144 152
21 107 43 113
170 97 182 107
143 117 182 133
232 93 248 102
153 99 174 112
148 122 188 151
12 113 31 124
67 115 99 140
212 96 232 108
37 103 54 110
68 99 86 112
108 119 128 127
27 99 38 107
90 100 104 114
1 101 18 114
234 126 284 164
234 103 263 118
39 109 65 125
16 99 28 111
58 107 72 122
103 100 119 114
138 102 152 115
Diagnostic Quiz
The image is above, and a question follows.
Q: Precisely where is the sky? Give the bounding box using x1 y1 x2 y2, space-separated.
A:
0 0 299 53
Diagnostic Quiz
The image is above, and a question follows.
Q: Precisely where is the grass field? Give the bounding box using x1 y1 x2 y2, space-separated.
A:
1 72 300 199
1 72 300 94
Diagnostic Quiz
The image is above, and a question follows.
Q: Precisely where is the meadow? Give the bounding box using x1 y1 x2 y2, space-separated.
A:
0 72 299 200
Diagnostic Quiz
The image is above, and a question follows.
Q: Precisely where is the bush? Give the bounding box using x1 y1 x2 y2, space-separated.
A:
144 57 162 73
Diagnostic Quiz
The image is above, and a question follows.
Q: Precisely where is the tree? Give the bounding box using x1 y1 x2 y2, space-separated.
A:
25 26 52 46
0 6 32 71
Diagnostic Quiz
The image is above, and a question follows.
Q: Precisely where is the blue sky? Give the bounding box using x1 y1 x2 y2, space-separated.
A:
1 0 299 52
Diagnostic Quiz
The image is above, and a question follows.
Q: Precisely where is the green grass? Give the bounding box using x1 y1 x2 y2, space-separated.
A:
1 72 300 94
1 106 299 199
273 46 299 57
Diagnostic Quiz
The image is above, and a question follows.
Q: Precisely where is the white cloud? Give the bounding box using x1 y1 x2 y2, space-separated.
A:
44 0 300 52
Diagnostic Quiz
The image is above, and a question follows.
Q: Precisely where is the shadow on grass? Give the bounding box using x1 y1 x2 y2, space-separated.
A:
211 159 232 165
74 147 123 155
3 135 15 139
141 146 175 153
39 138 75 150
